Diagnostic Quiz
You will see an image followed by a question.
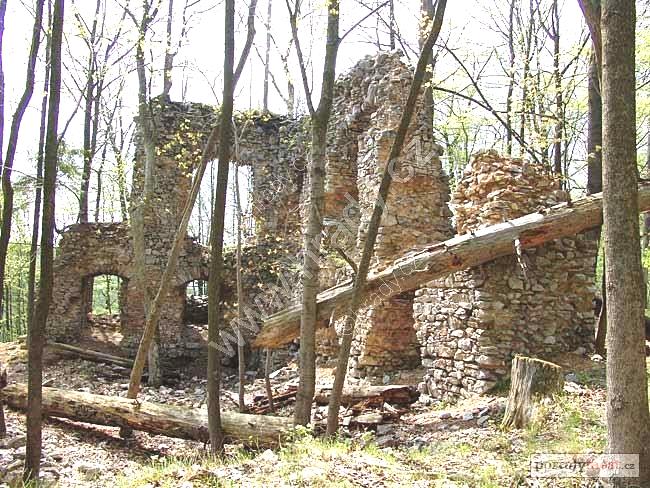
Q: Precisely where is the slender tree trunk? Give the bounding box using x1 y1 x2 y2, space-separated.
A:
206 0 235 454
94 143 107 221
586 53 602 197
0 0 45 321
518 0 534 156
290 0 340 426
234 164 246 412
262 0 272 112
505 0 515 155
601 1 650 484
551 0 563 178
420 0 434 124
326 0 448 435
264 349 274 412
24 0 63 480
27 4 51 337
78 0 100 224
162 0 174 97
388 0 395 50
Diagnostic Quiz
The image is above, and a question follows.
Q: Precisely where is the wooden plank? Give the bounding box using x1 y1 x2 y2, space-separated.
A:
253 183 650 348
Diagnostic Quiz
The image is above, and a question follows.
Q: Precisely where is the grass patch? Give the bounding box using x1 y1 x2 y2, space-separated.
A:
117 377 614 488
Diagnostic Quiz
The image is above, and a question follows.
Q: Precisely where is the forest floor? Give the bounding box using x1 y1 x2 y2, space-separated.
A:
0 336 646 487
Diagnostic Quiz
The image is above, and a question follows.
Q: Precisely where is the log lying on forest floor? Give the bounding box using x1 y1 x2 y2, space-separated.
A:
313 384 419 406
501 356 563 429
3 383 292 447
47 342 135 369
254 183 650 349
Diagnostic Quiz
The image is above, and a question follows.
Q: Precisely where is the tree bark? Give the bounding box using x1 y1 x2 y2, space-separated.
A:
288 0 340 427
27 13 51 336
264 349 274 413
162 0 175 97
501 356 563 429
254 182 650 349
551 0 563 178
206 0 236 455
262 0 272 112
6 384 291 447
234 164 246 413
24 0 63 480
326 0 448 435
505 0 515 155
601 0 650 484
78 0 101 224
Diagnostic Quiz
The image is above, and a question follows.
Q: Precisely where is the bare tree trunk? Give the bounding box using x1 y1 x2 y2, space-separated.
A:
94 142 107 221
27 4 51 336
262 0 272 112
206 0 236 455
601 0 650 484
264 349 274 413
518 0 534 156
162 0 174 97
234 163 245 412
586 53 602 197
288 0 340 426
551 0 563 178
505 0 515 155
326 0 448 435
0 0 45 322
24 0 63 480
78 0 101 224
388 0 395 50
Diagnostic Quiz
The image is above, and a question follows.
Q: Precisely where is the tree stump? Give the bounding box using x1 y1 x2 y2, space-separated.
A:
501 356 563 429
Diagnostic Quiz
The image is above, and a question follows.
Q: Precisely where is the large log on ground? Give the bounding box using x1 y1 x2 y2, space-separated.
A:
313 384 419 406
501 356 563 429
3 383 292 447
254 183 650 348
47 342 134 368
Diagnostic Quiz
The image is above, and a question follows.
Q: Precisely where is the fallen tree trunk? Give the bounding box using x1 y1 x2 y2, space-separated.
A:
47 342 134 369
254 183 650 348
314 384 419 406
501 356 563 429
3 383 292 447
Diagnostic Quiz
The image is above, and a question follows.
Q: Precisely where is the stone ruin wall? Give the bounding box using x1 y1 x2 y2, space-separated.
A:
47 54 598 390
414 150 598 400
47 98 307 360
315 52 453 379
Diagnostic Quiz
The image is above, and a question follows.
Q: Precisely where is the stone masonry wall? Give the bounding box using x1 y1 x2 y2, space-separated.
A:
48 98 306 359
316 52 454 378
414 150 598 400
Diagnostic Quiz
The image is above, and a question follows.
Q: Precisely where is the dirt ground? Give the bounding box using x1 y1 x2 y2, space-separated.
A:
0 333 626 487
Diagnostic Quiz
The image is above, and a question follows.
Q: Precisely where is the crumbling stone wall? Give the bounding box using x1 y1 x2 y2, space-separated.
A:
47 98 306 359
414 150 598 400
316 52 454 378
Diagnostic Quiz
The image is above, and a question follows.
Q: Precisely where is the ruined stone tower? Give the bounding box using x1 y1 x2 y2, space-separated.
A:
413 150 598 400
